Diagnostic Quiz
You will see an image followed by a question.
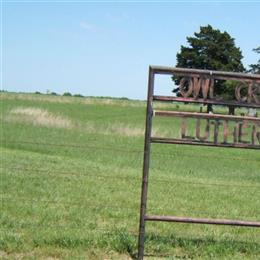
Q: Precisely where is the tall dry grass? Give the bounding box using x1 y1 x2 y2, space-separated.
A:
7 107 72 129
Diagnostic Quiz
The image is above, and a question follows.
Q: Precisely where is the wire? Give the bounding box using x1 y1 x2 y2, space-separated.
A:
3 140 142 154
1 196 259 221
2 166 260 189
0 225 138 235
1 166 140 181
3 140 260 163
1 196 139 212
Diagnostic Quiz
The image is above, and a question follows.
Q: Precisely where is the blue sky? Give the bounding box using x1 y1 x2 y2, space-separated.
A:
2 1 260 99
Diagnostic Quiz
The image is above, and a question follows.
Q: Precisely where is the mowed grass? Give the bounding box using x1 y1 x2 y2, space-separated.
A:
0 92 260 259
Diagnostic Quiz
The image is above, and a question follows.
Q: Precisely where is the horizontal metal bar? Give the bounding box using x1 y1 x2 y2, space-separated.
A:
150 66 260 82
154 110 260 122
151 137 260 150
153 95 260 109
145 215 260 227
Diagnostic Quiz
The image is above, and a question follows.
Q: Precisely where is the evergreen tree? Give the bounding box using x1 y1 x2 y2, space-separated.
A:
174 25 245 98
249 47 260 74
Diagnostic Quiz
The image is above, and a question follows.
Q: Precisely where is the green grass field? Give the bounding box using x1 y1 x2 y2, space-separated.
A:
1 92 260 259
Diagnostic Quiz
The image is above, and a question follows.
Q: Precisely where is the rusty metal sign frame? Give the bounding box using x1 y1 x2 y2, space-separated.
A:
137 66 260 259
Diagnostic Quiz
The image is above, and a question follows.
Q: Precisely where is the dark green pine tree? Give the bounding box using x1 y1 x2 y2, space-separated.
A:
174 25 245 98
249 47 260 74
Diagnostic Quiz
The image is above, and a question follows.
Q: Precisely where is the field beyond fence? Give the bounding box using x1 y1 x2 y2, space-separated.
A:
1 92 260 259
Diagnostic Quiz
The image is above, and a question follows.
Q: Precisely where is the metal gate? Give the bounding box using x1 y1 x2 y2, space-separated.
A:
137 66 260 259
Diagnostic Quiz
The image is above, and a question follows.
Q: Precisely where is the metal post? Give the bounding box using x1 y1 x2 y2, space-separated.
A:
137 67 155 259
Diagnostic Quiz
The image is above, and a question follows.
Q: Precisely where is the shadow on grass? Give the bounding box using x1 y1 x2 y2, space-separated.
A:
26 228 260 259
116 231 260 259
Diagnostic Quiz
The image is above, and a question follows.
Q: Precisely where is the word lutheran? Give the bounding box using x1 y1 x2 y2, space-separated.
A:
153 111 260 149
181 117 260 147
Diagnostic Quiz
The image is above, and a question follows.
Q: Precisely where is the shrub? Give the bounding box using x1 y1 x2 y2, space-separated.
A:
63 92 72 96
74 94 84 98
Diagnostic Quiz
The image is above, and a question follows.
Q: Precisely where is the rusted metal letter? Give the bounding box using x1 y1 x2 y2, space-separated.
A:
196 119 210 141
251 123 260 145
238 121 250 144
211 120 222 144
181 118 195 140
179 77 193 98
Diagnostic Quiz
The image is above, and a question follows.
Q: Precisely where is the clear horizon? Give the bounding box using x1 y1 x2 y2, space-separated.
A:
2 1 260 100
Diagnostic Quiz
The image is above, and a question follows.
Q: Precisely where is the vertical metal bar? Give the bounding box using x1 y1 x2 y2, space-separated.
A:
137 67 155 260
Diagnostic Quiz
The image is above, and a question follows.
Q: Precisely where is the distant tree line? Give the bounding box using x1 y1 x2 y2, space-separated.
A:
35 91 84 97
33 92 130 100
